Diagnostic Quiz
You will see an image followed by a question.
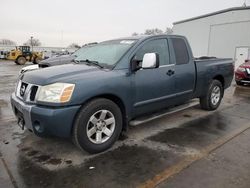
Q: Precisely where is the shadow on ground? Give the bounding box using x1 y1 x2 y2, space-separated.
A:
17 145 181 188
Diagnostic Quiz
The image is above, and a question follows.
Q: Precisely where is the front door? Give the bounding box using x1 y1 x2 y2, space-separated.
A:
132 38 176 116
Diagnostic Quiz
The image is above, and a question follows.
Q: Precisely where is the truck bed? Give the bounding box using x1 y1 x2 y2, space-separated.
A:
193 57 234 98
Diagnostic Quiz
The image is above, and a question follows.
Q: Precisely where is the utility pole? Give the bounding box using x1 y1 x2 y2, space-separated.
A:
31 36 33 51
61 30 64 47
242 0 247 7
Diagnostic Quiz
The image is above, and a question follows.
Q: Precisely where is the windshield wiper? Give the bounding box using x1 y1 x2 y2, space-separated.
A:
72 59 80 64
79 59 104 68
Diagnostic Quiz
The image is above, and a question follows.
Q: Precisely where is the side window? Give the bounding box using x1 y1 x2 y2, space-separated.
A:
134 39 170 66
170 38 189 65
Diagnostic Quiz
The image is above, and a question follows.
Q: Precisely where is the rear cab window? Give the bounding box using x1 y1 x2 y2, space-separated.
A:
170 38 190 65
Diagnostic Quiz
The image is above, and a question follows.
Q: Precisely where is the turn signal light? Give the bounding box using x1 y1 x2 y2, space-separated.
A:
60 85 75 103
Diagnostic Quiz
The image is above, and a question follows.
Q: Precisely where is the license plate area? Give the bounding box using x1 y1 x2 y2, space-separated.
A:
15 108 25 130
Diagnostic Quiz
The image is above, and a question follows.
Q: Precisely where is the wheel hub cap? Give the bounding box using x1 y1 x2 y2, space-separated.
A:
211 86 221 105
86 110 115 144
96 120 106 130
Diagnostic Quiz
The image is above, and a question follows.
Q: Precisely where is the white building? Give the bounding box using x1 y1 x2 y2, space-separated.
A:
173 6 250 68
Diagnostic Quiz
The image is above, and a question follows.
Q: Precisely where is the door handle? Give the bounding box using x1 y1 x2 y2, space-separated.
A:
166 69 175 76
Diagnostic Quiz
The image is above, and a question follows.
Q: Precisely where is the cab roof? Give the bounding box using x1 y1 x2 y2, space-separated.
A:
103 34 184 43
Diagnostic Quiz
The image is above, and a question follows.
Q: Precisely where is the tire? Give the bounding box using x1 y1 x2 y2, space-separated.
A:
16 56 26 65
236 81 244 86
72 98 123 154
33 57 42 64
200 80 223 111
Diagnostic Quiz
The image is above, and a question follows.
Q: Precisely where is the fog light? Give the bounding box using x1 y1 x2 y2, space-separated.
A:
33 121 44 133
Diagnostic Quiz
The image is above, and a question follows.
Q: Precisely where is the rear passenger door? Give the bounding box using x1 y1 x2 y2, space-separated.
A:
133 38 176 116
169 37 196 102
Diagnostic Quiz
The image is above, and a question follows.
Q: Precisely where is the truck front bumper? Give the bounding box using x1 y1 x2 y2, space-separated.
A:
10 93 81 138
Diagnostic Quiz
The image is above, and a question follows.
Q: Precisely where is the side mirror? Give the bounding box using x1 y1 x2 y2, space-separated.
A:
141 53 159 69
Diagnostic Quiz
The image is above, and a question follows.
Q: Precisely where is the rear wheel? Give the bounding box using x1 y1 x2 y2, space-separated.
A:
16 56 26 65
33 56 42 64
200 80 223 111
72 98 122 153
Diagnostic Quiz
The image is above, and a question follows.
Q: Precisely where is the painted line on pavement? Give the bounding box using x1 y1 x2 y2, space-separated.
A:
0 152 18 188
138 122 250 188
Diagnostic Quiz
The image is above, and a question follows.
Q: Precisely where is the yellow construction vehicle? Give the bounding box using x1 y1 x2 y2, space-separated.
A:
6 46 43 65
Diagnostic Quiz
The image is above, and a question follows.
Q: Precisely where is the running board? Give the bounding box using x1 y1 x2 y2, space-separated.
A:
129 99 199 126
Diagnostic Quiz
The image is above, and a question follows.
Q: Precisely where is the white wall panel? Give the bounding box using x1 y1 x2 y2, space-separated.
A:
173 9 250 59
208 21 250 58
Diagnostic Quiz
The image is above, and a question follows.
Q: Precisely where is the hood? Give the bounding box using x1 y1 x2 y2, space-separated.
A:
39 54 75 67
22 64 107 85
19 64 39 75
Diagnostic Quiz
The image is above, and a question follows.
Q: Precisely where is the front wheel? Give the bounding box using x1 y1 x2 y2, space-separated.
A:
16 56 27 65
200 80 223 111
72 98 122 153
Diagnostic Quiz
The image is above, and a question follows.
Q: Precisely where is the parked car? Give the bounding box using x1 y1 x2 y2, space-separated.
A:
0 50 8 59
11 35 234 153
235 60 250 85
19 43 97 75
18 53 75 75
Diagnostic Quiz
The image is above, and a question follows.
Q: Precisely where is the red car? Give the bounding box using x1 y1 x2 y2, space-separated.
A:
235 60 250 85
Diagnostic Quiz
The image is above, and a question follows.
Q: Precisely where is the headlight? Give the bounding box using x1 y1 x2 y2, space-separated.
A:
37 83 75 103
237 67 245 72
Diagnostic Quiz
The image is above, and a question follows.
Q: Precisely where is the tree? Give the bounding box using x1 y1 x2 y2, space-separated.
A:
68 43 81 49
165 27 173 34
132 26 173 36
24 38 41 46
144 28 163 35
0 39 16 45
132 32 139 36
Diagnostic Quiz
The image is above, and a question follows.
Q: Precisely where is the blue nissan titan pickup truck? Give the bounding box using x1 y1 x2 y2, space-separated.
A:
11 35 234 153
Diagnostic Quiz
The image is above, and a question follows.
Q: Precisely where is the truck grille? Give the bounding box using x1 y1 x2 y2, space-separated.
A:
16 81 39 102
30 86 38 101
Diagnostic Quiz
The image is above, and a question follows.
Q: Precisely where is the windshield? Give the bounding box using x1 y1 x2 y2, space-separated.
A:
74 39 137 68
73 46 90 57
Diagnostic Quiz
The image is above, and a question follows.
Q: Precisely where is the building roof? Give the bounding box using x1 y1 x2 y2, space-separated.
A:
173 6 250 25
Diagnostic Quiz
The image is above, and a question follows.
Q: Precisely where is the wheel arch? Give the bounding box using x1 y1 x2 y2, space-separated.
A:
16 55 25 60
72 94 128 134
213 75 225 88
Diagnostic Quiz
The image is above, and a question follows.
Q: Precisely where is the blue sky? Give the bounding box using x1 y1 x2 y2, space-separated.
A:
0 0 248 47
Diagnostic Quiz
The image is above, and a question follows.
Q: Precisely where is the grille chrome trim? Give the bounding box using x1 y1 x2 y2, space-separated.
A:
16 80 40 103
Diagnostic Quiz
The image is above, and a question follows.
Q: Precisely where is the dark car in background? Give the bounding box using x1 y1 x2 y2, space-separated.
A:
39 42 98 67
19 43 97 74
235 59 250 85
